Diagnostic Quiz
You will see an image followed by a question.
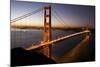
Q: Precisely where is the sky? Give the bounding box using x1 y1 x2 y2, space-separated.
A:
11 0 95 28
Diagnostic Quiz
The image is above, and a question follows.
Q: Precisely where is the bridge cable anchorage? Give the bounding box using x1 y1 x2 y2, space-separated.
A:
11 7 43 23
25 30 90 50
52 8 71 28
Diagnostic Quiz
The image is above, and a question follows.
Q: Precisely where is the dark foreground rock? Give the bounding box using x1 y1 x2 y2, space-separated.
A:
11 48 56 66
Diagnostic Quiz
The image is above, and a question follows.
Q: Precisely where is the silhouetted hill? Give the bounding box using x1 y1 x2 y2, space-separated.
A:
11 48 56 66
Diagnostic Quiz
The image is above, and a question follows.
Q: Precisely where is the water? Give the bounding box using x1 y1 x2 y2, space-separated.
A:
11 29 43 48
11 29 95 58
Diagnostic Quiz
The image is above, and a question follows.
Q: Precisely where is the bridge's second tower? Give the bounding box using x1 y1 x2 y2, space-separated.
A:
42 5 52 58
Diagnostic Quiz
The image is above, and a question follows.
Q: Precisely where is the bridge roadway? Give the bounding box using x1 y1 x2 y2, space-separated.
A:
25 30 90 50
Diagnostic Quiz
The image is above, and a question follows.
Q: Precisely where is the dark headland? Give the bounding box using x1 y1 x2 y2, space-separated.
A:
11 48 56 66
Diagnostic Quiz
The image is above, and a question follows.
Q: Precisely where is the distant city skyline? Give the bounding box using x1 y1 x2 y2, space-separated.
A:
11 0 95 28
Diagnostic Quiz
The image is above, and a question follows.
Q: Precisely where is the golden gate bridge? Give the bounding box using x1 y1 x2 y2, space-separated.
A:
11 5 91 58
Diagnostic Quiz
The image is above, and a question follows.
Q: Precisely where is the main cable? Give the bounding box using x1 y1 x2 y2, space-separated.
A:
11 7 43 23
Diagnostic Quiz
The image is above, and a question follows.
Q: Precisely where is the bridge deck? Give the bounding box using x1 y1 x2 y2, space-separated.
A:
25 30 90 50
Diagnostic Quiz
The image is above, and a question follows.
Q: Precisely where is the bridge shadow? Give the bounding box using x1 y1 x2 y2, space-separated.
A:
53 35 95 63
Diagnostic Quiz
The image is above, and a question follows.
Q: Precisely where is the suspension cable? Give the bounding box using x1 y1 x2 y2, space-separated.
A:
52 8 70 28
52 10 67 28
11 7 43 23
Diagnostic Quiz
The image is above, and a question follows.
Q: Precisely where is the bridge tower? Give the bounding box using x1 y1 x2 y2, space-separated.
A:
42 5 52 58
